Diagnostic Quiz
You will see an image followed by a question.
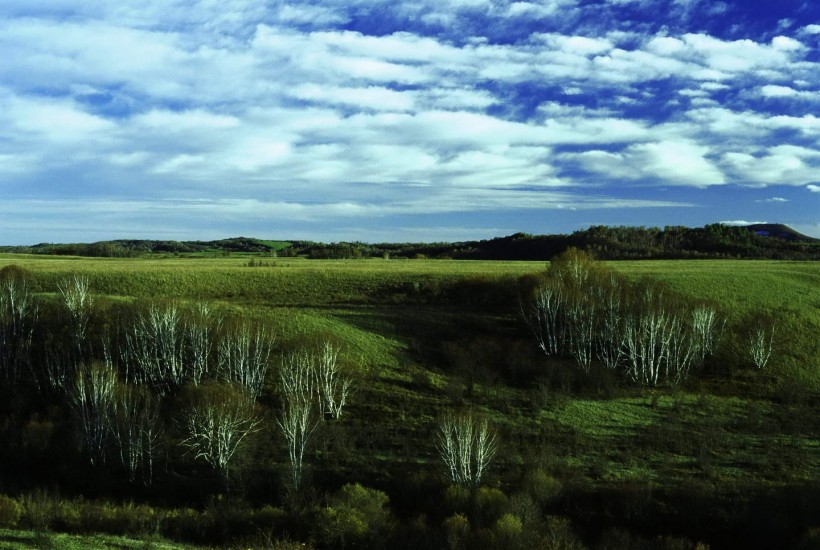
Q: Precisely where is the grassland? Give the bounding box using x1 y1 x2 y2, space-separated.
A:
0 529 194 550
0 254 817 548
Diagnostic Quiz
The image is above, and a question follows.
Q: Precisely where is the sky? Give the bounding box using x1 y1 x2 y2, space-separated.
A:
0 0 818 244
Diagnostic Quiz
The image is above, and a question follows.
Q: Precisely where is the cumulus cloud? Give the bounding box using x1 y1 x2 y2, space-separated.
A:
567 140 726 186
722 145 820 186
759 85 820 100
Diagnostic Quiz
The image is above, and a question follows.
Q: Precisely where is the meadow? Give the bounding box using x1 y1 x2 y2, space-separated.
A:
0 254 817 549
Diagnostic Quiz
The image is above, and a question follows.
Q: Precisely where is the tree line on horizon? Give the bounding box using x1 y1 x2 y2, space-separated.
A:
2 223 818 261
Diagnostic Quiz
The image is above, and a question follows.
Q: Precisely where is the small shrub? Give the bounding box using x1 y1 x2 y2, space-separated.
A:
53 499 82 532
443 485 471 515
475 487 509 526
314 483 393 549
545 516 585 549
442 513 470 550
797 527 820 550
253 504 286 532
161 507 206 542
20 490 55 532
0 494 22 528
524 468 563 508
115 503 159 536
79 500 119 534
494 513 524 549
507 493 541 528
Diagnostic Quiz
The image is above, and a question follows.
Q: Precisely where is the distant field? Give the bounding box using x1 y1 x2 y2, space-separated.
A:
1 254 817 373
0 255 539 302
3 254 817 306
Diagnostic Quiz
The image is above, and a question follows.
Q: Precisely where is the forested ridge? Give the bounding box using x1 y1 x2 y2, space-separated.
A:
3 223 818 261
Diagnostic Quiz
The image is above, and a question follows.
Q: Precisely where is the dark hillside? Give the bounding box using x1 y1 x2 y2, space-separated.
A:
746 223 819 242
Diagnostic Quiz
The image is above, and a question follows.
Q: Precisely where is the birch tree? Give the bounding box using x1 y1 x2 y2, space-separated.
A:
525 281 564 357
565 293 597 372
217 323 272 399
58 274 94 358
550 247 598 289
315 341 351 419
179 382 261 481
437 412 498 489
595 282 625 371
0 272 37 388
70 360 118 465
748 324 774 369
184 303 220 386
113 384 163 484
124 303 185 393
622 308 672 387
691 305 723 365
277 351 319 491
665 315 699 386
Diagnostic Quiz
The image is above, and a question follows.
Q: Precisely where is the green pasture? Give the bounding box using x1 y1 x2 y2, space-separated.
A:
2 255 815 309
0 529 194 550
1 254 817 390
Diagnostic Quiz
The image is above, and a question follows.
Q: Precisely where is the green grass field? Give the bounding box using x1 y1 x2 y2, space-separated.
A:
0 254 818 548
0 529 195 550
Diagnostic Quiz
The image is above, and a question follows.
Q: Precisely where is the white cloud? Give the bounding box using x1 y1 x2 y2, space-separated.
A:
807 185 820 192
771 36 804 51
681 33 797 73
537 34 613 55
275 4 349 26
290 84 416 111
720 220 767 227
1 94 114 143
635 141 725 186
506 1 573 18
569 140 726 186
722 145 820 185
759 85 819 100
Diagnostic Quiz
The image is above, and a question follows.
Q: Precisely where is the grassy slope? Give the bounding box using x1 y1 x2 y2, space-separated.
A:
0 529 196 549
1 254 818 545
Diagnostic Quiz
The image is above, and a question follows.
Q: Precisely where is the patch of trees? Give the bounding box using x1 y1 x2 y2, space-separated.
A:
523 248 729 387
4 237 289 257
0 266 357 500
296 223 819 260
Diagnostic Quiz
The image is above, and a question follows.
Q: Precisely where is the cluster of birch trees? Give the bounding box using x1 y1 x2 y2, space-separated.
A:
0 268 351 491
437 411 498 489
524 249 727 387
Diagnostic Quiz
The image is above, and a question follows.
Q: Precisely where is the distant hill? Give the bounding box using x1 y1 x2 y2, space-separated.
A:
744 223 818 243
2 224 818 261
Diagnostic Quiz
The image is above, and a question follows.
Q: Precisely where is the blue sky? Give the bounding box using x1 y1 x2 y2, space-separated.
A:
0 0 818 244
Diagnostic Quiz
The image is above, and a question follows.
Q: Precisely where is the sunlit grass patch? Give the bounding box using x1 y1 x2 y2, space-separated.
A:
0 529 194 550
